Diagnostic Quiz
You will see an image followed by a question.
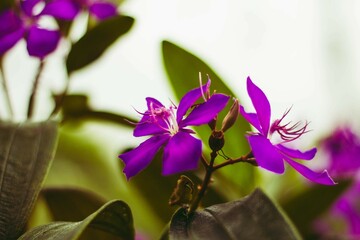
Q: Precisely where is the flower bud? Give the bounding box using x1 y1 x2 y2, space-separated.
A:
209 130 225 152
169 175 194 207
221 98 239 132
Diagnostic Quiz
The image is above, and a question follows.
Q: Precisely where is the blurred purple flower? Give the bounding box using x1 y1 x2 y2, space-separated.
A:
41 0 118 21
321 126 360 179
240 77 334 185
314 127 360 238
333 181 360 237
315 179 360 238
0 0 61 58
119 80 229 179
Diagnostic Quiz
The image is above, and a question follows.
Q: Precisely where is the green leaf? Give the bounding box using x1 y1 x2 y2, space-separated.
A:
59 94 136 126
66 15 134 74
0 0 14 12
169 188 300 240
281 180 351 239
162 40 254 195
40 187 107 222
0 121 58 240
20 200 134 240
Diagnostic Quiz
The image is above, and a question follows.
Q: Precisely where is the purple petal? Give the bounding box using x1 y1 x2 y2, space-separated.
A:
176 80 209 123
133 114 168 137
26 26 61 58
119 135 169 179
89 2 118 20
248 134 285 174
246 77 271 135
41 0 80 20
0 10 22 35
180 93 229 127
162 131 202 175
276 144 317 160
146 97 164 109
133 97 168 137
239 105 262 133
334 198 360 235
284 156 336 185
21 0 42 17
0 11 24 55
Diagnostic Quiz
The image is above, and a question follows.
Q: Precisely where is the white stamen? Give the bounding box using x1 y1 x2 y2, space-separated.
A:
149 102 179 136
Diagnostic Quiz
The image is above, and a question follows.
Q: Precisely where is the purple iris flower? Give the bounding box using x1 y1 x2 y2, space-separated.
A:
321 126 360 179
0 0 61 58
240 77 335 185
119 80 230 179
41 0 118 21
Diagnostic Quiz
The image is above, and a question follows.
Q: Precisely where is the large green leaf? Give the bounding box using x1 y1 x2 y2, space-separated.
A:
40 125 164 238
40 187 106 222
162 40 254 195
20 200 134 240
0 121 58 240
59 94 136 126
169 188 300 240
66 15 134 74
281 180 351 239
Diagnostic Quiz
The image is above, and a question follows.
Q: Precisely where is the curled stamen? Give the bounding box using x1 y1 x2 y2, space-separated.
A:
270 107 310 142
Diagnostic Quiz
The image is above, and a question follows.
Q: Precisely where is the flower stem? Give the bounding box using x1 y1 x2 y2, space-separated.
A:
0 59 14 120
49 72 71 119
27 60 45 120
187 151 255 215
213 152 257 170
188 151 217 214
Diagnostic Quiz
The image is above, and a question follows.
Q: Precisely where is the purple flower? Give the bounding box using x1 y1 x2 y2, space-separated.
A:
0 0 61 58
119 80 230 179
240 77 335 185
41 0 118 21
315 179 360 238
321 126 360 179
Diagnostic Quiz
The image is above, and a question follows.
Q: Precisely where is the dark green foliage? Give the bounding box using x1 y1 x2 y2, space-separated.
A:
20 199 134 240
169 189 300 240
66 16 134 74
281 180 351 239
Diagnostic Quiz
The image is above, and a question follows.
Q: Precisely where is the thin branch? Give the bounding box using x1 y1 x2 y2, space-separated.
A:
0 59 14 119
188 151 217 214
27 60 45 119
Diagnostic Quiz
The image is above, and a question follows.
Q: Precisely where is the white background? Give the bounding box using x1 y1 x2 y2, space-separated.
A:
3 0 360 145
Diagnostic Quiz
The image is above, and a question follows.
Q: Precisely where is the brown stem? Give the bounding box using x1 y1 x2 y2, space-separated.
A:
27 60 45 119
0 59 14 119
188 151 217 214
213 156 257 170
200 154 209 168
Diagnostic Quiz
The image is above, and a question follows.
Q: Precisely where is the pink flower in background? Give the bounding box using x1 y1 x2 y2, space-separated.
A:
321 126 360 179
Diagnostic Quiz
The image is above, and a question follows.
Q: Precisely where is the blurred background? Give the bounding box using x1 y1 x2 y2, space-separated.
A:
2 0 360 239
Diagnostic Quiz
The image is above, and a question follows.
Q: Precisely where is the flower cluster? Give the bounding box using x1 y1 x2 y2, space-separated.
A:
119 76 335 186
0 0 117 59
